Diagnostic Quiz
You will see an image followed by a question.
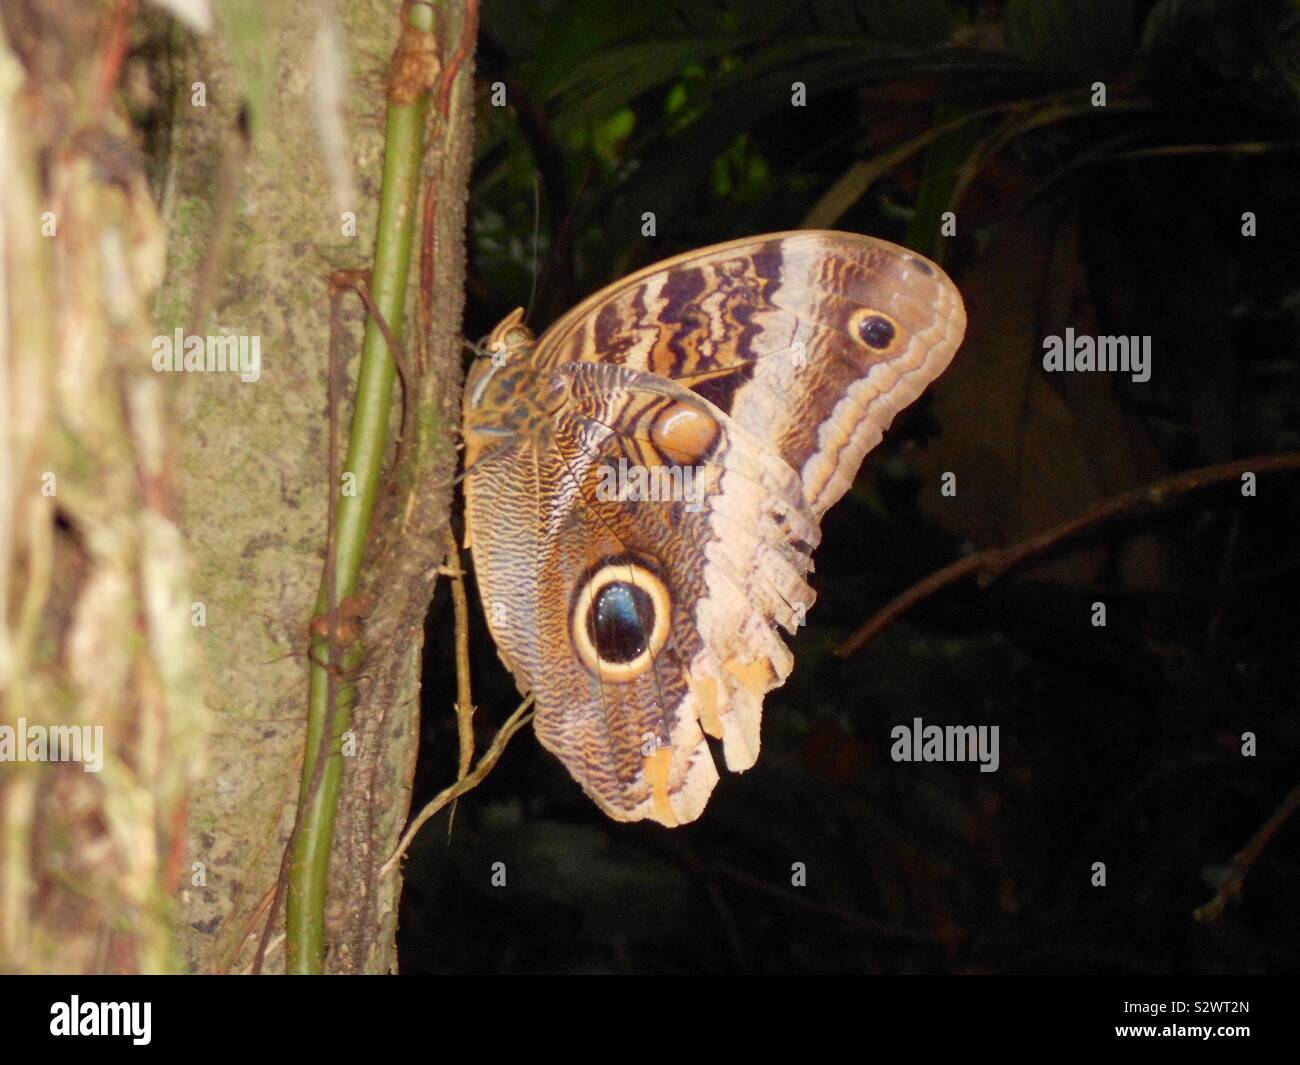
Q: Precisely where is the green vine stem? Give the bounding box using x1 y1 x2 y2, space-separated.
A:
286 0 440 974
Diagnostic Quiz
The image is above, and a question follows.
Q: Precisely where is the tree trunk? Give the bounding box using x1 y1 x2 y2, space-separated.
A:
166 0 473 975
0 2 199 974
0 0 472 974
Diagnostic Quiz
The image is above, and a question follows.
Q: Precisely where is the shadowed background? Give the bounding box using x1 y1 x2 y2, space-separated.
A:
401 0 1300 974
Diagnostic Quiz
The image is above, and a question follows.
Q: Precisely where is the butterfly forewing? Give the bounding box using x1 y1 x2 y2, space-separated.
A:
532 230 966 516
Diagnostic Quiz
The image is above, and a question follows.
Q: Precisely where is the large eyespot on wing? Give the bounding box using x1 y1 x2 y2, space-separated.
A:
528 229 966 518
523 362 820 826
570 560 672 683
506 233 964 826
532 534 721 827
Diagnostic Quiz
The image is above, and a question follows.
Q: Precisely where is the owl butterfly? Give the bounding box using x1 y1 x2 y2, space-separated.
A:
463 231 965 826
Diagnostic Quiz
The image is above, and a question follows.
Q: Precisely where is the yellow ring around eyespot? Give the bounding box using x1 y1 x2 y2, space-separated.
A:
570 562 672 683
848 307 901 352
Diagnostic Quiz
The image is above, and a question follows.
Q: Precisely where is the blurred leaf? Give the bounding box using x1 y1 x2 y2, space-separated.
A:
590 106 636 164
933 95 1154 242
601 41 1022 264
532 0 684 94
912 204 1167 583
549 38 756 134
802 104 997 229
907 103 985 259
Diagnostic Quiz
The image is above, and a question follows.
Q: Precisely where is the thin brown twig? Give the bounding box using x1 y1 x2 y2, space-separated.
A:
209 737 303 973
380 694 535 878
445 532 475 781
186 131 244 339
232 880 278 974
417 178 438 377
836 452 1300 658
95 0 136 114
435 0 478 118
443 530 475 837
1195 778 1300 923
346 274 418 472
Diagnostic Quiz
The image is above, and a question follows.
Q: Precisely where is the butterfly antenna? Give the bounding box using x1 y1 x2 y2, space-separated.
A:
524 174 541 325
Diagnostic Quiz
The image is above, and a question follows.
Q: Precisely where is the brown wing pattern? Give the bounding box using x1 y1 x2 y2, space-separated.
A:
533 230 966 517
465 231 965 825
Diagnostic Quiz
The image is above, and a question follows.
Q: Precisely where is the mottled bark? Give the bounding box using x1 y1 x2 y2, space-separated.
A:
159 1 471 973
0 1 200 973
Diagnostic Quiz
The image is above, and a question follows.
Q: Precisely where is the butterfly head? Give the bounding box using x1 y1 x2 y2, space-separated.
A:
463 307 571 475
466 307 537 412
484 306 535 367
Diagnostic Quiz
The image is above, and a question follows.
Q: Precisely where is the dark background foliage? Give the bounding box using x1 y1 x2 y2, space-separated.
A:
400 0 1300 973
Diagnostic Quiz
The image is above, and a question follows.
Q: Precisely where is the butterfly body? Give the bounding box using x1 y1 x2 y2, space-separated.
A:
463 231 965 826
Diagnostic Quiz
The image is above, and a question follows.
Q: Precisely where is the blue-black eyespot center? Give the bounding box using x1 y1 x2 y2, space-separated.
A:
859 314 896 350
589 581 654 664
